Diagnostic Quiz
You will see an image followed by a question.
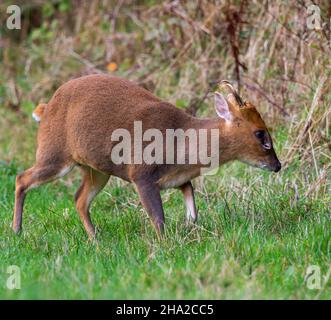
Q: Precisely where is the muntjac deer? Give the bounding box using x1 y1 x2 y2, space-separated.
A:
13 75 281 238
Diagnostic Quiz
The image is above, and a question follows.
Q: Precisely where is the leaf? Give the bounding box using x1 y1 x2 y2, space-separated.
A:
175 99 187 108
107 62 118 72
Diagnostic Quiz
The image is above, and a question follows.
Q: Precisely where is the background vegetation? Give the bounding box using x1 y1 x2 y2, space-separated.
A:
0 0 330 299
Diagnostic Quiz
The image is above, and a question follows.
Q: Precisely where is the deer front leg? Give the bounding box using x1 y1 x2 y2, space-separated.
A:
180 181 197 222
134 179 165 237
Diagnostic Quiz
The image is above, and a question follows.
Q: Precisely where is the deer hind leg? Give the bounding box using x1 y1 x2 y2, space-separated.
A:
13 161 75 233
74 166 109 239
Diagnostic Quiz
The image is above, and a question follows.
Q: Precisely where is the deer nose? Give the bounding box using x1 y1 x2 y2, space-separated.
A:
273 161 281 173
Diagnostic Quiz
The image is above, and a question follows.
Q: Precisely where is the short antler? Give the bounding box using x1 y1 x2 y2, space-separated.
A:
218 80 244 107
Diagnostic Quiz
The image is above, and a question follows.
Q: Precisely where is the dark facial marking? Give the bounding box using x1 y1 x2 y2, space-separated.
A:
234 117 242 127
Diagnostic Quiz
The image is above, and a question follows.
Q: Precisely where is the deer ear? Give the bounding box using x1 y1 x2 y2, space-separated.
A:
214 92 232 122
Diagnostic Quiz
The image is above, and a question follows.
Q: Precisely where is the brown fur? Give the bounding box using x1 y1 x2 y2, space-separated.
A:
14 74 281 238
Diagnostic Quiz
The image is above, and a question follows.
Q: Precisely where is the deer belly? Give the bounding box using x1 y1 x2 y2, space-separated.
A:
157 169 199 189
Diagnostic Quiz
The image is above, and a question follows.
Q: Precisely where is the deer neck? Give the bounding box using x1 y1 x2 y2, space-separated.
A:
187 116 238 166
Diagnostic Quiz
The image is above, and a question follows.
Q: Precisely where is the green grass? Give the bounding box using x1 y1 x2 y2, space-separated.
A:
0 0 330 299
0 155 329 299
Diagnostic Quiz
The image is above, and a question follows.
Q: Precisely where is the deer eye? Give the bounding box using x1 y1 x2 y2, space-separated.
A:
255 130 272 150
255 130 265 140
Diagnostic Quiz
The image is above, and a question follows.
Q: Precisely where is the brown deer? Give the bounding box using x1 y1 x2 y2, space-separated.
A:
13 75 281 238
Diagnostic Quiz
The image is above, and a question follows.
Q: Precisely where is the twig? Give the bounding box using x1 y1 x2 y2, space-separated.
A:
243 81 289 116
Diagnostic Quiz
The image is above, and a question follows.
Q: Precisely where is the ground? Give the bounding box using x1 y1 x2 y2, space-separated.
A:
0 134 329 298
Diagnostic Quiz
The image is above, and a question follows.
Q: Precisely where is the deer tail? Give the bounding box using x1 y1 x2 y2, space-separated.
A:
32 103 47 122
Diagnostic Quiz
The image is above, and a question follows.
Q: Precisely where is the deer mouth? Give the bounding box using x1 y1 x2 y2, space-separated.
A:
257 160 281 172
261 160 281 172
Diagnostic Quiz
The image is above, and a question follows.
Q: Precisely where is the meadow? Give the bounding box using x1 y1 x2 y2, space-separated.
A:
0 0 330 299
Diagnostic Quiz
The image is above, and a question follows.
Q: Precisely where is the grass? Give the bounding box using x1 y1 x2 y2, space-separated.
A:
0 0 330 300
0 136 329 299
